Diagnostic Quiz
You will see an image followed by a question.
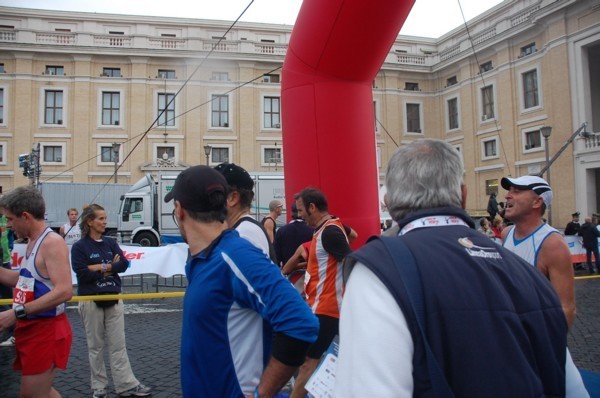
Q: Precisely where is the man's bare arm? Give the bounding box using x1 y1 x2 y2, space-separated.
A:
538 233 576 328
265 219 275 243
281 245 307 276
251 357 297 398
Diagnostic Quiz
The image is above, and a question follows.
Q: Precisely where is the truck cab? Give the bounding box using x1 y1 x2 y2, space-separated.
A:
118 173 181 246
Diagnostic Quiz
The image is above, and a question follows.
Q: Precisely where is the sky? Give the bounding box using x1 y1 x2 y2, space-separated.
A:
0 0 504 38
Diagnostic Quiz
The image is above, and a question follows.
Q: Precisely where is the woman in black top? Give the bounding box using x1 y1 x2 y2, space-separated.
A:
71 204 151 398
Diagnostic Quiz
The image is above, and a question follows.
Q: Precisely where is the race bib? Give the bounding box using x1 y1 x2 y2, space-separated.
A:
13 275 35 306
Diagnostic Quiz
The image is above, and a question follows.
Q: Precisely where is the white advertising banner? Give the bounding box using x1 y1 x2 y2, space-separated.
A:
11 243 189 284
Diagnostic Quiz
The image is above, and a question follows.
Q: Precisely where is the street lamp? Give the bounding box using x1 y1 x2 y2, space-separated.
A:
112 142 121 184
540 126 552 225
203 145 212 166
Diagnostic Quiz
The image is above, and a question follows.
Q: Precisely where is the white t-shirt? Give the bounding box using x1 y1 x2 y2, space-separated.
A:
235 216 271 259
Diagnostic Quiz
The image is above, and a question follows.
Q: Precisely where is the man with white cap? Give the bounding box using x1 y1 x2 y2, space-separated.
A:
501 175 588 397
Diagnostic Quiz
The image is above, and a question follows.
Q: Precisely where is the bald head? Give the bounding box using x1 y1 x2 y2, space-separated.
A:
585 217 592 223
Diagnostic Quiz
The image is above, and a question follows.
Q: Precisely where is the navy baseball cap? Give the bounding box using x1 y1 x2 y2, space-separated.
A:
164 165 227 212
214 162 254 191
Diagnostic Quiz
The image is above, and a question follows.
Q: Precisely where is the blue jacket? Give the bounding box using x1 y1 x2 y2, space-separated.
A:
181 229 318 398
349 207 567 398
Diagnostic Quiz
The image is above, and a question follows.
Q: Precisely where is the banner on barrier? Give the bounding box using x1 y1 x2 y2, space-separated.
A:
10 236 599 282
11 243 189 284
564 236 599 264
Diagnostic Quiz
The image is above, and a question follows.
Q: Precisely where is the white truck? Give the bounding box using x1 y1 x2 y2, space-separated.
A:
117 171 285 246
38 181 131 234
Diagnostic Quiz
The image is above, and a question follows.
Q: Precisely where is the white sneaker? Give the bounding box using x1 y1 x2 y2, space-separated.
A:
0 336 15 347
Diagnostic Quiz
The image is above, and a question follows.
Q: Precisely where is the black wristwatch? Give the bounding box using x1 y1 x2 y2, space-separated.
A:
14 304 27 320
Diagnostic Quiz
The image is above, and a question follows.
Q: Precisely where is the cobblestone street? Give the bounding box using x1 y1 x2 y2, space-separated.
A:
0 276 598 397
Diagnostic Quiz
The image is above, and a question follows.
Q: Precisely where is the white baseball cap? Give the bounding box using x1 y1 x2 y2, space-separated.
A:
501 175 553 206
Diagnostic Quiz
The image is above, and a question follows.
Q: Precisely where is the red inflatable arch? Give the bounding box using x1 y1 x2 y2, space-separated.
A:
281 0 415 246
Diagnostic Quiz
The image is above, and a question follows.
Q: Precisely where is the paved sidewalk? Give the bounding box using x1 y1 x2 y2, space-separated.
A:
0 277 598 397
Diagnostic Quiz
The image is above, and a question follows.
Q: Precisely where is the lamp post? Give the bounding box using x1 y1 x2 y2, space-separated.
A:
203 145 212 166
540 126 552 225
112 142 121 184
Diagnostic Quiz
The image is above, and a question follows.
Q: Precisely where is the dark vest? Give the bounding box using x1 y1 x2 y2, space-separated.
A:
348 207 567 398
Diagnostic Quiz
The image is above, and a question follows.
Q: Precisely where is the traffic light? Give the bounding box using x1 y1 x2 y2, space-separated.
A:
18 154 30 177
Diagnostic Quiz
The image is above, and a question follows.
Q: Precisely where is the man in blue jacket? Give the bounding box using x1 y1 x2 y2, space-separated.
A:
336 139 570 397
165 165 319 398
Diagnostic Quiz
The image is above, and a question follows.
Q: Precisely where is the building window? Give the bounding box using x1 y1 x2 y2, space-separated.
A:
211 147 229 163
156 145 175 160
447 98 458 130
45 65 64 76
0 88 3 124
102 68 121 77
485 179 499 195
406 103 421 133
211 95 229 128
211 71 229 81
482 137 498 159
447 76 457 86
263 74 280 83
479 61 493 74
100 145 118 163
158 69 176 79
524 129 542 151
404 82 419 91
43 145 63 163
102 92 120 126
44 90 64 124
481 85 494 121
263 146 282 166
520 43 537 58
0 142 5 164
158 93 175 126
264 96 281 129
522 70 539 109
0 64 4 73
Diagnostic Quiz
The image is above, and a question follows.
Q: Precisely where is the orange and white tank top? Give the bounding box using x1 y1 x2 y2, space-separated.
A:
305 218 348 318
13 228 65 318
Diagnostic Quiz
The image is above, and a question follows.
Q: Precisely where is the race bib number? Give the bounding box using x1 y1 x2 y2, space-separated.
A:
13 275 35 306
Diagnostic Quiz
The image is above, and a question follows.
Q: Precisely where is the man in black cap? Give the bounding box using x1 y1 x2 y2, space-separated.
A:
214 162 277 263
564 212 581 236
165 165 318 398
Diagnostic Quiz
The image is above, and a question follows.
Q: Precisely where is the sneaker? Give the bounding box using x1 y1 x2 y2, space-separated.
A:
0 336 15 347
119 384 151 397
92 389 107 398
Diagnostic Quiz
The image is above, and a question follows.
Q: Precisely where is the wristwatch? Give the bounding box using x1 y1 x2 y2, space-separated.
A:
14 304 27 320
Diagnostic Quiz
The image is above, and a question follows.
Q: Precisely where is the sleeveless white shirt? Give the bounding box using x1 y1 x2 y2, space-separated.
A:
62 222 81 245
503 223 558 268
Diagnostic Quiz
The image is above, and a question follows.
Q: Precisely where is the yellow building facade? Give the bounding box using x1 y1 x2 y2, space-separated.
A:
0 0 599 227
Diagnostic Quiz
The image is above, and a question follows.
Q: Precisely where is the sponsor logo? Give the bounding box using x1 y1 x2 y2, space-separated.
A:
122 250 144 260
458 237 503 259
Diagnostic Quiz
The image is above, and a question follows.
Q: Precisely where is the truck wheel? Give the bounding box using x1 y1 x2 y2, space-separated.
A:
133 231 159 247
